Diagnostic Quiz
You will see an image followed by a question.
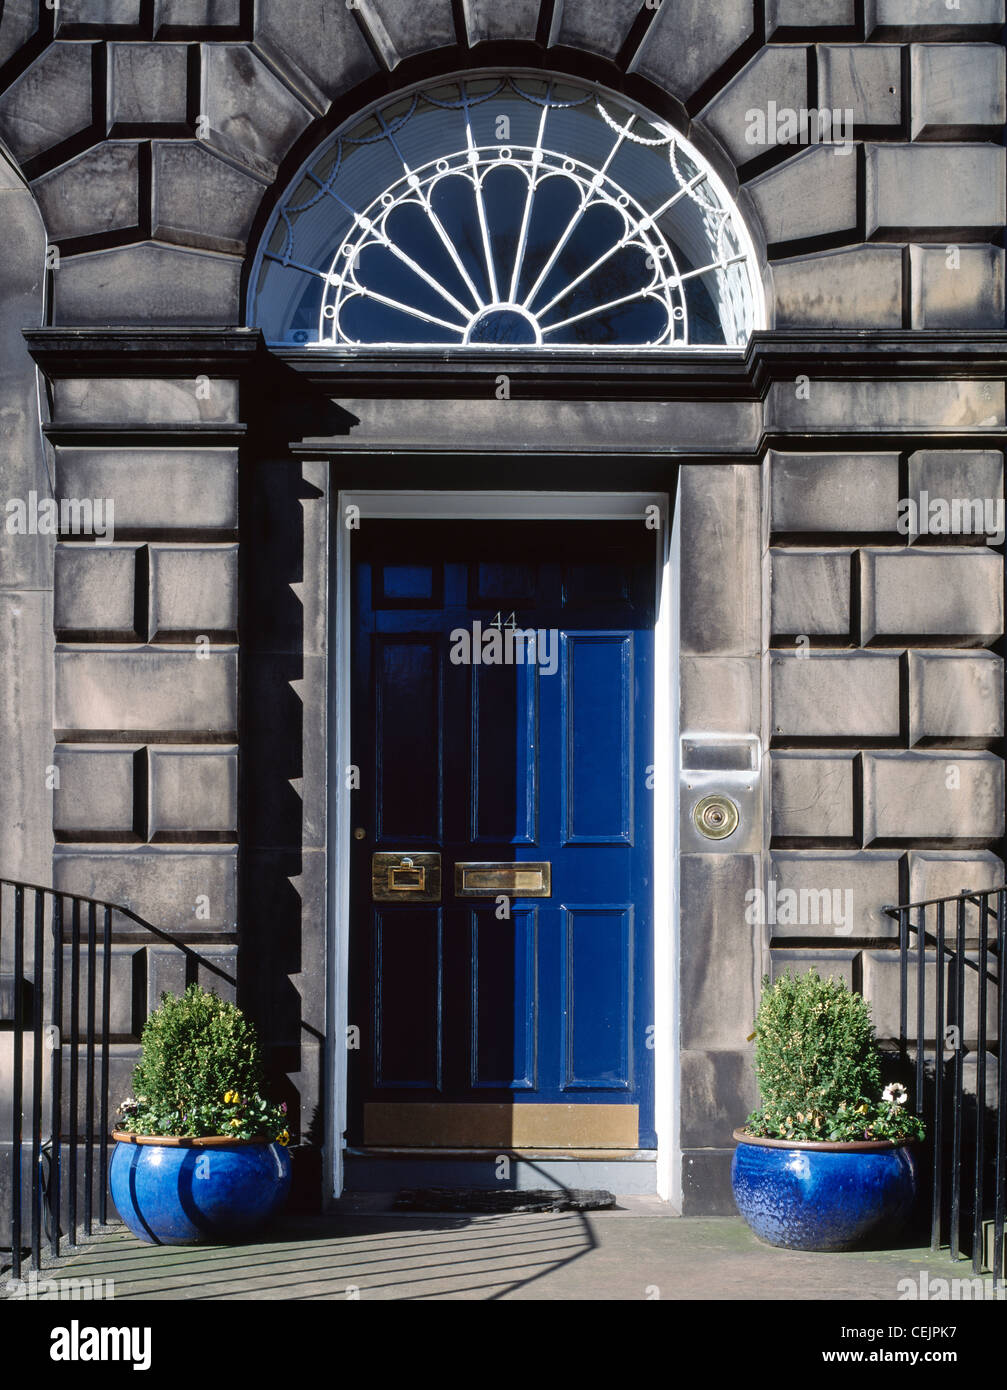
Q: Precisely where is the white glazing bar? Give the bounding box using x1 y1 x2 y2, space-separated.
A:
462 91 501 303
508 96 552 302
520 111 637 310
332 285 466 336
542 286 666 335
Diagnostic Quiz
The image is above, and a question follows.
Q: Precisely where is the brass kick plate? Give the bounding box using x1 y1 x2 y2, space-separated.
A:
371 852 441 902
454 861 551 898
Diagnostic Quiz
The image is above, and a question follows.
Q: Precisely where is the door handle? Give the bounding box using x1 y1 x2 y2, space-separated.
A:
371 852 441 902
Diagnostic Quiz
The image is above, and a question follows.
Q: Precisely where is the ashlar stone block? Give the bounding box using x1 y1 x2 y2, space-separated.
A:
770 948 857 989
768 0 856 29
747 144 858 246
56 447 238 532
148 544 238 639
109 42 189 129
910 245 1005 330
148 746 237 836
53 745 140 838
911 44 1006 138
0 0 38 66
54 545 138 638
32 143 138 242
907 849 1006 931
818 45 902 130
462 0 541 43
61 947 140 1038
680 656 759 736
863 949 999 1045
771 652 900 739
860 549 1003 644
771 752 857 841
906 451 1004 543
199 44 312 175
554 0 646 59
679 465 760 657
865 145 1006 236
252 0 378 105
868 0 1005 35
55 648 237 739
863 751 1004 843
770 452 901 534
907 650 1003 744
767 378 1005 434
679 853 758 1051
355 0 456 68
769 851 902 940
630 0 756 103
772 246 903 329
54 845 237 933
54 243 242 328
152 141 269 255
54 377 240 427
0 42 96 164
155 0 241 29
58 1 143 27
770 549 851 638
699 47 809 166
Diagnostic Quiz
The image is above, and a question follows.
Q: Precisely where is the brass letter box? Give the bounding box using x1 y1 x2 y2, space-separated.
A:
454 862 552 898
371 852 442 903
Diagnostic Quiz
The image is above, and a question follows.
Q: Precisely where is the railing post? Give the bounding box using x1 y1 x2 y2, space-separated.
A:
84 902 96 1238
994 888 1006 1288
30 888 44 1271
950 894 967 1262
932 898 946 1255
50 894 63 1261
915 903 926 1111
99 905 112 1227
68 899 80 1248
972 892 989 1274
11 885 24 1281
899 906 909 1055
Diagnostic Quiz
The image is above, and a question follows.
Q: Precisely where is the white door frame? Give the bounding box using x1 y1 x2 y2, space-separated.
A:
326 490 679 1201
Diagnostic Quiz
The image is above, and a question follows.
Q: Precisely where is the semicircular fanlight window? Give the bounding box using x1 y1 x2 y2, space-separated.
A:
248 73 764 350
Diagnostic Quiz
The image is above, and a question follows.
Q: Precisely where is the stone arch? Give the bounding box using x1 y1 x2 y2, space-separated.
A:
246 69 770 349
1 2 1003 331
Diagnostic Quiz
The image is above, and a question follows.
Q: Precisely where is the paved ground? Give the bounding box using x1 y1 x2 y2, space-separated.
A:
6 1198 978 1301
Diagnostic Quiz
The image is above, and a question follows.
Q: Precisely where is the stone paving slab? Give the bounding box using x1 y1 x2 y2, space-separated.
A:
8 1200 971 1302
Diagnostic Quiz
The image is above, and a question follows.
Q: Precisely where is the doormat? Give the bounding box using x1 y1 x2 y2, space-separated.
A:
392 1187 616 1213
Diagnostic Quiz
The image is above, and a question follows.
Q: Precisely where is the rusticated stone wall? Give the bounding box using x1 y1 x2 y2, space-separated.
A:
0 1 1004 1211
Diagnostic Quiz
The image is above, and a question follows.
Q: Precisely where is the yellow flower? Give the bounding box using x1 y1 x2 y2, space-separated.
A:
230 1118 240 1128
276 1129 290 1146
857 1103 869 1115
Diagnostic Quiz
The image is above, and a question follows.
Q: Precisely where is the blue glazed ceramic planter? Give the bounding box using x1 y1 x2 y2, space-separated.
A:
731 1128 917 1252
110 1132 292 1245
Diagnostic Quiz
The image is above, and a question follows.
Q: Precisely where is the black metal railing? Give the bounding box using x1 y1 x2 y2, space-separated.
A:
1 877 233 1281
885 887 1006 1284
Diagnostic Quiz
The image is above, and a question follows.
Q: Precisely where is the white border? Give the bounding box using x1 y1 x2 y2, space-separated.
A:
327 490 678 1200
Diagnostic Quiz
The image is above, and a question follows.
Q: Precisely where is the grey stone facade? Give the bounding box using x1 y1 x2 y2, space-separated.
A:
1 0 1004 1214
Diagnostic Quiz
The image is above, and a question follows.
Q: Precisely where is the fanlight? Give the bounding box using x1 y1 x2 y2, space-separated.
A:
249 74 764 350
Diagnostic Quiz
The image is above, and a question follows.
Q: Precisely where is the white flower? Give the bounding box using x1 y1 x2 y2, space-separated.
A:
883 1082 908 1106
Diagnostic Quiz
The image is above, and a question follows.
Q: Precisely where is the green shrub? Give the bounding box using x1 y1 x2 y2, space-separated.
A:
745 969 924 1144
116 984 289 1143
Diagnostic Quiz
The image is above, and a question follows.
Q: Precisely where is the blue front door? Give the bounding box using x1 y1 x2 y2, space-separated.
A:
350 519 656 1150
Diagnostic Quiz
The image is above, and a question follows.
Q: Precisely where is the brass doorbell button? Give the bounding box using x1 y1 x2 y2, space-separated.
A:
693 794 740 841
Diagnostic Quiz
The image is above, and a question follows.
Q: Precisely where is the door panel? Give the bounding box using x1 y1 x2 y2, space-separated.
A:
350 519 656 1149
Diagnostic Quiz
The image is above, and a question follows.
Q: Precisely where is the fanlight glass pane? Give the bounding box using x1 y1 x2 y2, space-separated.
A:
248 73 764 350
